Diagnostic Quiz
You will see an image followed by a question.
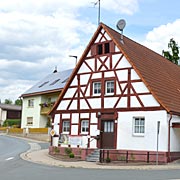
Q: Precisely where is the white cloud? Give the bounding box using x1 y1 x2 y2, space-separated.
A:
0 0 141 101
142 19 180 54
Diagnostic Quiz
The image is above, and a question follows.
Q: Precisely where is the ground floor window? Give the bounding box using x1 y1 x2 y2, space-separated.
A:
27 117 33 126
62 120 70 133
133 117 145 135
81 120 89 134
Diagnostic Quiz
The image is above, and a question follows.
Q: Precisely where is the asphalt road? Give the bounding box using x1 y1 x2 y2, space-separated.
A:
0 135 180 180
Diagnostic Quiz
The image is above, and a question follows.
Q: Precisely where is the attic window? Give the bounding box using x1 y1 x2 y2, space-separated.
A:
105 43 110 53
97 44 103 55
38 81 49 88
50 79 60 85
97 43 110 55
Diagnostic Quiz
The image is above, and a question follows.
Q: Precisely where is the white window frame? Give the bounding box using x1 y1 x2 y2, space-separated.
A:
81 120 89 134
62 120 70 134
28 99 34 107
93 82 101 95
105 80 114 95
133 117 145 136
27 117 33 126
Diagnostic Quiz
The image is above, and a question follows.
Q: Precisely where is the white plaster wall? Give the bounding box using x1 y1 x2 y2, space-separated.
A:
132 82 149 93
39 115 48 127
64 88 77 98
90 138 97 148
90 125 98 136
92 72 102 79
71 125 78 135
71 113 79 124
117 56 132 68
80 99 90 109
91 113 97 123
80 113 89 119
78 63 92 74
104 97 118 108
131 69 140 80
139 95 160 107
54 114 60 135
170 115 180 151
88 98 101 109
21 96 41 128
1 110 7 121
57 100 71 110
117 110 168 151
104 71 115 78
116 69 128 81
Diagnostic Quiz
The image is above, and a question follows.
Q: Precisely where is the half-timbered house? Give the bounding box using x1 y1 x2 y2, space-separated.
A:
49 23 180 163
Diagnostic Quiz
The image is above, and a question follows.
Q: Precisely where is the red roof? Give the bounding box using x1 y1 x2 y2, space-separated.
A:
102 23 180 114
50 23 180 115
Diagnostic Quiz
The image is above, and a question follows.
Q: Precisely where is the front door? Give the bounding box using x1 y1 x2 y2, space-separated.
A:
100 120 115 149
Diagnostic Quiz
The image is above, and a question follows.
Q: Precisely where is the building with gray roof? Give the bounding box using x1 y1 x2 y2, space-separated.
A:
21 69 73 128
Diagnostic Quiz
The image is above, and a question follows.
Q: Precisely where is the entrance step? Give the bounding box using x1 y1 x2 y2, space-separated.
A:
86 149 100 162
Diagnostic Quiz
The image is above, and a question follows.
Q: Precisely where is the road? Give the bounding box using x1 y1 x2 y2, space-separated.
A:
0 135 180 180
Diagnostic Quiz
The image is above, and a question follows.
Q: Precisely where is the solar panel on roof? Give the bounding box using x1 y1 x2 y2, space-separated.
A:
50 79 60 86
38 81 49 88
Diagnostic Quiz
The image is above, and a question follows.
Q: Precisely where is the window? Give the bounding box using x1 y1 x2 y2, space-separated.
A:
27 117 33 126
81 120 89 134
104 121 114 133
97 44 103 55
62 120 70 133
105 43 110 53
97 43 110 55
93 82 101 95
28 99 34 107
106 81 114 94
133 117 145 135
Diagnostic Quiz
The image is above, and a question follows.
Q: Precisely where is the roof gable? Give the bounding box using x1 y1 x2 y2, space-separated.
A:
102 23 180 114
50 23 180 115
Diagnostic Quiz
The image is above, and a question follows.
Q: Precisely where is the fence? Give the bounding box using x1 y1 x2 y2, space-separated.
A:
99 149 167 164
0 127 50 142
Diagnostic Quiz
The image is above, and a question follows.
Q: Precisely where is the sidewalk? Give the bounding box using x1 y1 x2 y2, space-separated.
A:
20 141 180 170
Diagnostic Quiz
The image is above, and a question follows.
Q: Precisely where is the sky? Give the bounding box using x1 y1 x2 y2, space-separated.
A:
0 0 180 102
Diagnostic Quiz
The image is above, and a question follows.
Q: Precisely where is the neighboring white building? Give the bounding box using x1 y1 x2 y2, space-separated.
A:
49 23 180 163
21 69 73 128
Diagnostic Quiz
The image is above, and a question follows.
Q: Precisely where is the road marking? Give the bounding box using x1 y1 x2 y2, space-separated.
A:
6 157 14 161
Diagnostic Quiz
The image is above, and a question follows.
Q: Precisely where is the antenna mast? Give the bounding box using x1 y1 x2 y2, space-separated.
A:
93 0 101 25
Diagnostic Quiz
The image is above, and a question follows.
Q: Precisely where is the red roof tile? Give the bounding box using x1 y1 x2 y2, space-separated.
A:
102 23 180 114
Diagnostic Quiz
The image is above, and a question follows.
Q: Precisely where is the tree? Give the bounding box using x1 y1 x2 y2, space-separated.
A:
4 99 13 104
14 99 22 106
162 38 179 65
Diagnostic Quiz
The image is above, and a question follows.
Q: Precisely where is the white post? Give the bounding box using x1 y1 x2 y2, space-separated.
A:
156 121 160 165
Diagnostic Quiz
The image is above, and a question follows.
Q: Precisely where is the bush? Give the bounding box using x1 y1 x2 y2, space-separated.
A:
65 147 72 155
106 157 111 163
3 119 21 127
69 153 75 158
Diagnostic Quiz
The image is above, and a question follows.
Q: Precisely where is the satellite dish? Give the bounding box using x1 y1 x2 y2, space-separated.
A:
116 19 126 31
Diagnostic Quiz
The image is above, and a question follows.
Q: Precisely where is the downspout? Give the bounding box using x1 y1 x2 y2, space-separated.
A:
168 113 173 162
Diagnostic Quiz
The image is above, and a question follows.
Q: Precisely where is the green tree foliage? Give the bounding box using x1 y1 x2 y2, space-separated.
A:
14 99 22 106
4 99 13 104
162 38 180 65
